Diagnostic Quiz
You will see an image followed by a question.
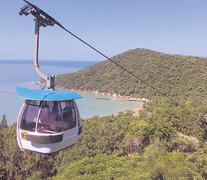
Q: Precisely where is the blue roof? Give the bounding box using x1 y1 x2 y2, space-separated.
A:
16 87 82 101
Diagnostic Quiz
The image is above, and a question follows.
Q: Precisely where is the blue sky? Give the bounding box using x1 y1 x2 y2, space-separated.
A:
0 0 207 61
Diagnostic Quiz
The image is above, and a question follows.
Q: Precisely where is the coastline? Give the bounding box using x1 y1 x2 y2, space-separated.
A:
56 86 147 114
60 88 150 103
35 82 149 103
93 91 150 103
55 85 150 102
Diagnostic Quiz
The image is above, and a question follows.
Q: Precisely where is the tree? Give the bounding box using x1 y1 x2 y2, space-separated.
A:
0 114 8 129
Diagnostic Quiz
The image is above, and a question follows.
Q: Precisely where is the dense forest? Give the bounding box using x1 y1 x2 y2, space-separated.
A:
1 49 207 179
0 98 207 179
56 48 207 101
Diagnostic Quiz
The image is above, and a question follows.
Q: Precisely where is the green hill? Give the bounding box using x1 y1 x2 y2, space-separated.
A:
1 49 207 179
56 48 207 101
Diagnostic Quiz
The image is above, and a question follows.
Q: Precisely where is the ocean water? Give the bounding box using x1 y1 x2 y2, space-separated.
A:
0 60 141 125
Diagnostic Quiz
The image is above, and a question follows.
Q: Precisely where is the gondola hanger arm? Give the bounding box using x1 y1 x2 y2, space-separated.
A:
20 0 56 89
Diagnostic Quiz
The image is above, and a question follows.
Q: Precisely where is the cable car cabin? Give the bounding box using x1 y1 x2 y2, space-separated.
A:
16 87 82 154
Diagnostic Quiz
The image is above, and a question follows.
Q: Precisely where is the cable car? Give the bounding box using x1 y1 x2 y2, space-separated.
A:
16 87 82 154
16 1 82 154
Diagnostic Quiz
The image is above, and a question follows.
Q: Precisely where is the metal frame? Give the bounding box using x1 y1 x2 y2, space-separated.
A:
19 0 56 89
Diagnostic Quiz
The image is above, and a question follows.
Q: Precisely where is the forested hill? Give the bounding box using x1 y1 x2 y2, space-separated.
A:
56 48 207 101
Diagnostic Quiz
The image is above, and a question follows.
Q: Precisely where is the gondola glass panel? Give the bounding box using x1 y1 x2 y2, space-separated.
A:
61 101 76 130
37 101 63 134
19 100 79 134
20 100 40 132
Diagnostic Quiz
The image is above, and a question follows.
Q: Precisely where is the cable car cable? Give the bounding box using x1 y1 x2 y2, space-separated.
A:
54 14 196 115
21 0 196 115
62 26 200 115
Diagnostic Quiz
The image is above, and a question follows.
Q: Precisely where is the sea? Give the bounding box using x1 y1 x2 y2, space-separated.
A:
0 60 141 125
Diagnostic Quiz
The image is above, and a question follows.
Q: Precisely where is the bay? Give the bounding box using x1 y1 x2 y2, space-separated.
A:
0 60 141 125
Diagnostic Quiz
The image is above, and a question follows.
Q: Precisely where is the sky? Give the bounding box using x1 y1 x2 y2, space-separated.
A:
0 0 207 61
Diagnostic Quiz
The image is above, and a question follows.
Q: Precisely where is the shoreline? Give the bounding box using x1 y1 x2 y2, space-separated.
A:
56 86 150 103
93 91 150 103
56 86 147 115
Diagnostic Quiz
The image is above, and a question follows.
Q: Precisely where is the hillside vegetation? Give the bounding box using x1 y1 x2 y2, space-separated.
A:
0 99 207 179
56 48 207 101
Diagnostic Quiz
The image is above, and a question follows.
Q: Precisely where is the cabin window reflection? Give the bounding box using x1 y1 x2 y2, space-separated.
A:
37 101 63 134
20 100 40 132
61 100 76 130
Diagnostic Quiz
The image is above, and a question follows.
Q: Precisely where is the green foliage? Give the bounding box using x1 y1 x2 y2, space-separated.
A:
127 120 153 137
0 99 207 179
124 98 207 155
143 146 202 179
56 48 207 101
0 124 56 179
54 148 204 180
53 154 150 180
53 111 136 174
186 148 207 179
144 98 207 141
